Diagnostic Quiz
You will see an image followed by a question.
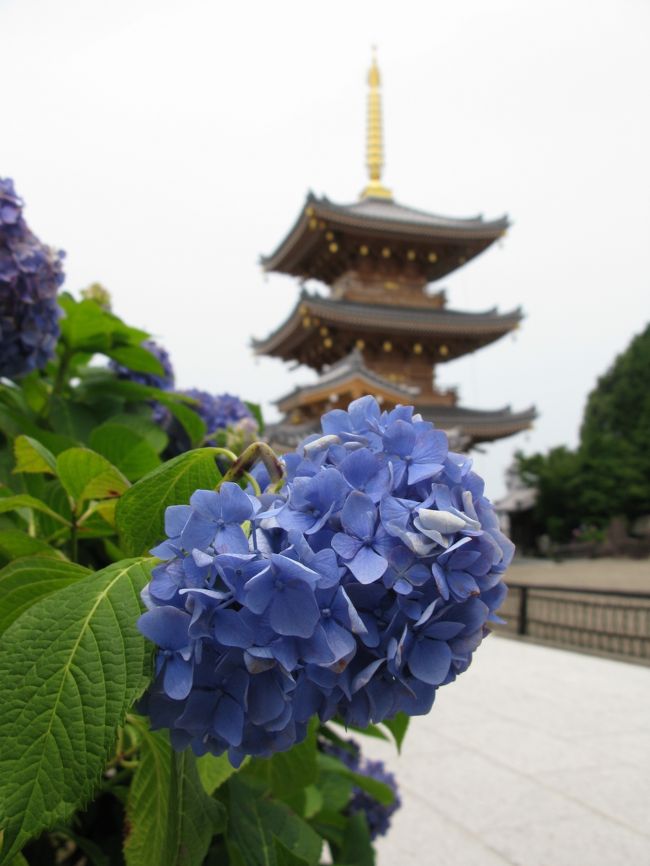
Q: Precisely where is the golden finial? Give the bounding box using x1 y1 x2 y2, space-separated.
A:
361 47 392 200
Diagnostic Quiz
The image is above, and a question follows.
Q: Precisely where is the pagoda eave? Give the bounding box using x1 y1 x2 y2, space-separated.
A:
253 293 521 369
267 401 536 452
262 194 509 285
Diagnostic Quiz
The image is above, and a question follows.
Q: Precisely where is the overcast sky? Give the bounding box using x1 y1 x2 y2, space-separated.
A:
3 0 649 497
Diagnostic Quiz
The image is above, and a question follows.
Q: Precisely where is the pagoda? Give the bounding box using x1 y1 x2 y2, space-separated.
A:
255 52 536 450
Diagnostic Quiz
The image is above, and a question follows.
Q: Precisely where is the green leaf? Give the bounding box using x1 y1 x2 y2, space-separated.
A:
0 558 153 863
109 413 169 454
58 295 148 353
285 785 324 820
59 296 116 351
316 755 394 806
124 720 226 866
227 777 322 866
268 720 318 798
54 827 111 866
0 530 64 565
274 838 311 866
381 712 410 753
48 397 97 443
0 494 71 526
90 423 161 481
56 447 130 507
338 813 374 866
0 557 89 636
116 448 221 556
196 752 241 795
158 397 206 447
245 401 265 434
317 772 354 814
13 436 57 475
105 345 164 376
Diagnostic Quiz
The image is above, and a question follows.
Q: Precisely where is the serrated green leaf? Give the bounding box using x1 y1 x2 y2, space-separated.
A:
56 448 130 507
338 813 374 866
116 448 221 556
12 436 57 475
109 414 168 454
316 754 394 806
285 785 324 820
227 777 322 866
381 712 410 752
90 423 161 481
124 720 226 866
273 838 310 866
245 402 264 434
0 557 89 635
17 372 49 415
317 772 354 814
268 721 318 798
48 398 97 443
58 295 148 353
0 530 64 565
0 494 71 526
0 558 153 863
158 397 206 447
105 345 164 376
196 751 241 795
54 827 111 866
59 296 116 351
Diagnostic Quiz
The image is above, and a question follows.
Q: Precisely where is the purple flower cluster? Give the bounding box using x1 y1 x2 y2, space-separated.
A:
0 178 64 377
110 339 175 391
181 389 256 436
320 738 401 839
138 396 512 765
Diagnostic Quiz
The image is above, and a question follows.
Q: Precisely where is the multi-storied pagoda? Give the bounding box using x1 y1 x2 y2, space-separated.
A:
255 53 535 450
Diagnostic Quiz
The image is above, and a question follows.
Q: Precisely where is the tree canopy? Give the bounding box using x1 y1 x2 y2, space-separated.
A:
517 323 650 542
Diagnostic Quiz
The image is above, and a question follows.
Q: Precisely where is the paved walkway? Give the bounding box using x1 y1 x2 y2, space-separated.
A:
507 557 650 592
360 637 650 866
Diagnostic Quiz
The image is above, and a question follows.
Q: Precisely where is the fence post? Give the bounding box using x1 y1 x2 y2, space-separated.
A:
518 586 528 636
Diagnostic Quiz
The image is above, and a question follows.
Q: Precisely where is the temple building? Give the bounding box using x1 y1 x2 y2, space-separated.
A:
255 53 536 450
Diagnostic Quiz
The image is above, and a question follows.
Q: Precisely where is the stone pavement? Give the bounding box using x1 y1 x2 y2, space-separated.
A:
507 557 650 592
359 637 650 866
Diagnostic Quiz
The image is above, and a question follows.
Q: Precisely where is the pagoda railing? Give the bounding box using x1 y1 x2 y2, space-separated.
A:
496 582 650 663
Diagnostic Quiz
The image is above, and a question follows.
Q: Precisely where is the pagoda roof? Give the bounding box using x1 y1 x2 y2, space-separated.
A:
275 349 420 412
253 291 522 367
261 193 509 285
270 350 536 446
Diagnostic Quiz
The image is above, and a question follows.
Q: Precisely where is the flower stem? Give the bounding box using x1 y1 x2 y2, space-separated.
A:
220 441 285 491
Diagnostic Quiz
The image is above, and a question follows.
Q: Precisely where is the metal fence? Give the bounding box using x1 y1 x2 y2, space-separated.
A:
496 583 650 662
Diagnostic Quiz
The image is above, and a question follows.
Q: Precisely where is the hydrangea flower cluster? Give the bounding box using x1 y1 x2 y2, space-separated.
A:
138 396 512 766
0 178 65 377
181 389 256 437
320 737 401 839
110 339 175 391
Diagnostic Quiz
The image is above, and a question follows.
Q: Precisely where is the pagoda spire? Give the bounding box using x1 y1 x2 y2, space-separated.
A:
361 48 393 201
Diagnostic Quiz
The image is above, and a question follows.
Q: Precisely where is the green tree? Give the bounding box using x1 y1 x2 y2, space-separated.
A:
517 323 650 541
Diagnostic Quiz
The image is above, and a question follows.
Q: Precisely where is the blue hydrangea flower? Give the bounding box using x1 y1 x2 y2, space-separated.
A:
0 178 64 377
138 396 513 765
181 389 256 436
110 338 175 390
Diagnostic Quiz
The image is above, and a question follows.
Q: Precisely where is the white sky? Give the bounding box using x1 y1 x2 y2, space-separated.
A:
3 0 649 498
